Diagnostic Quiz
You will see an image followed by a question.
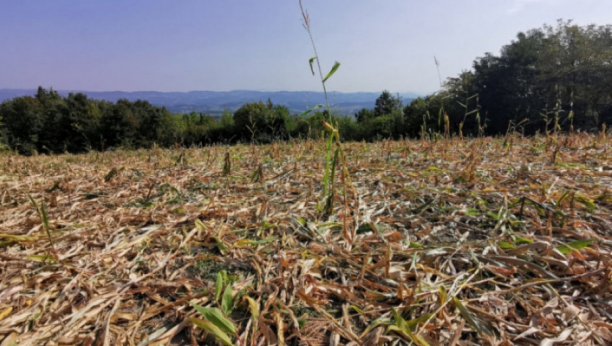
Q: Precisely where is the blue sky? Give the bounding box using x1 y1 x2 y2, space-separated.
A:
0 0 610 94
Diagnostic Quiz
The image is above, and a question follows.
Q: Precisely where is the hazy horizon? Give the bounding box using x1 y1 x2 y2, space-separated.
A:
1 0 611 94
0 87 422 96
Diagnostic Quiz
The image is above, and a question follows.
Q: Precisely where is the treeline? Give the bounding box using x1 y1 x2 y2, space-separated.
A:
0 87 405 155
401 20 612 138
1 20 611 155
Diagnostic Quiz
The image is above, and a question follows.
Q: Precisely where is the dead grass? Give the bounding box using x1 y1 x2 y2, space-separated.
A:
0 133 611 345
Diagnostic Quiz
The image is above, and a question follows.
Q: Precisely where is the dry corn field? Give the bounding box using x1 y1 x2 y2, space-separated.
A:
0 133 611 346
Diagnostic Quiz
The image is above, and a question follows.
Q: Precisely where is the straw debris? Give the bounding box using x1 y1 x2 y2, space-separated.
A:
0 134 611 345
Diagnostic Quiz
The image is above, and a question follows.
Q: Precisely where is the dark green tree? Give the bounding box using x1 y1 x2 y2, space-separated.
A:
374 90 403 118
100 99 140 148
233 101 289 142
355 108 374 123
473 20 612 134
58 93 102 152
0 96 44 154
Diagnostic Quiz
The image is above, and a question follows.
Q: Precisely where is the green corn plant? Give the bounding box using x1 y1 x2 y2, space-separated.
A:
567 109 575 134
602 123 607 154
300 0 354 241
540 100 554 138
250 163 264 183
246 111 257 145
214 270 234 314
299 2 339 197
457 89 480 139
437 98 445 128
432 57 447 140
190 301 237 346
553 99 563 137
28 195 59 261
503 118 529 149
477 102 485 137
299 0 337 197
189 271 239 345
567 90 575 134
457 73 480 138
421 110 431 144
431 93 450 139
223 152 231 175
443 112 450 139
552 85 563 137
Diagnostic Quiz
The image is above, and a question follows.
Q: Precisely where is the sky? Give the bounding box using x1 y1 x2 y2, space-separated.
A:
0 0 611 95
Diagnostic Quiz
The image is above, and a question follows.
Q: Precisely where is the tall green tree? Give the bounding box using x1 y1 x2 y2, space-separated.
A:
374 90 403 118
0 96 44 154
100 99 140 148
233 101 289 143
58 93 102 152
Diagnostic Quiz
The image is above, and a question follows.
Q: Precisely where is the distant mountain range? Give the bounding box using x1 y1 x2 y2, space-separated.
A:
0 89 420 115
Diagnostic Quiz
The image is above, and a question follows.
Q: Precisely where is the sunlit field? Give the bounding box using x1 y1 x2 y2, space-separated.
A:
0 133 610 345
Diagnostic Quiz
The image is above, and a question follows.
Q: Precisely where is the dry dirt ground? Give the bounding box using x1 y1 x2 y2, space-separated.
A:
0 134 611 345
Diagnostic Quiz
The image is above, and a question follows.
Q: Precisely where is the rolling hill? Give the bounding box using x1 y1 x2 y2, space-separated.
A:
0 89 419 115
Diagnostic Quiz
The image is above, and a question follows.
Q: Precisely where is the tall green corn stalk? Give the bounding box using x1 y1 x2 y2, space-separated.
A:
553 99 563 138
602 123 607 155
552 85 564 137
433 58 449 140
567 90 575 134
299 0 354 241
457 81 480 139
436 94 450 139
421 110 431 143
540 103 553 137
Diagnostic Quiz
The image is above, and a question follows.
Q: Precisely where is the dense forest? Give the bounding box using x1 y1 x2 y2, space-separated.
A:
1 20 611 155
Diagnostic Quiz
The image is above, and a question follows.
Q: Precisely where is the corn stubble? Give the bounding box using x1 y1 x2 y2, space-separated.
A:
0 131 610 345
